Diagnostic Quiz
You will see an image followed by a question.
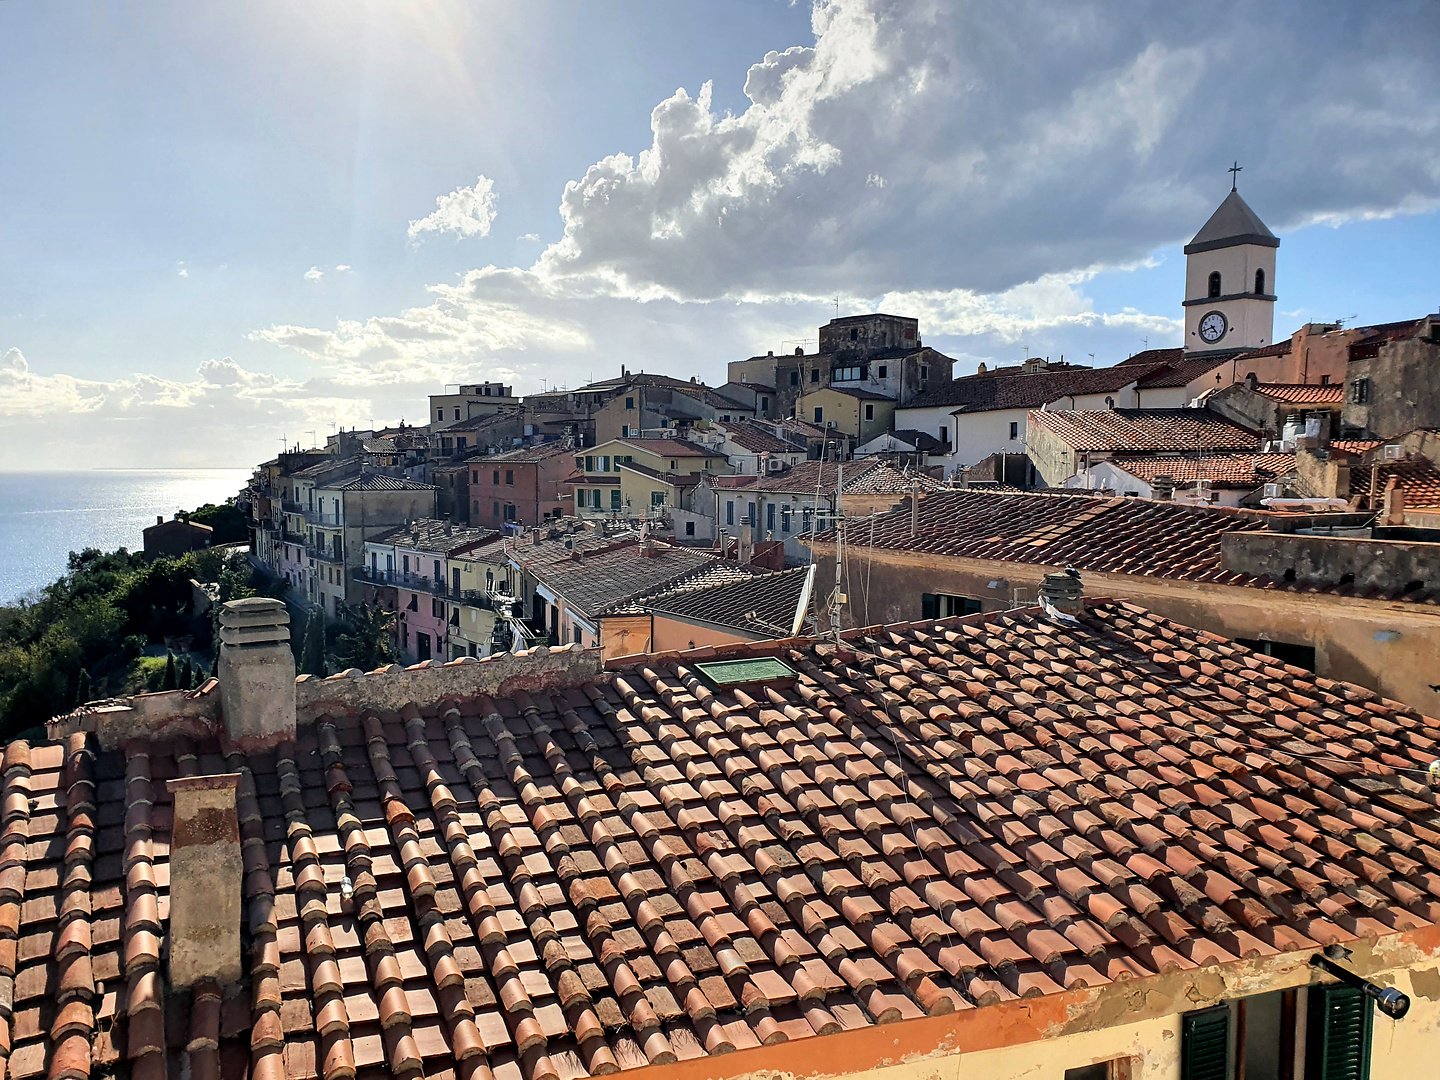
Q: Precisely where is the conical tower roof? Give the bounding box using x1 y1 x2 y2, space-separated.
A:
1184 189 1279 254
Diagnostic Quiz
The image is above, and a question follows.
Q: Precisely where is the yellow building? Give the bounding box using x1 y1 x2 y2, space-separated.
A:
796 385 895 440
567 436 726 516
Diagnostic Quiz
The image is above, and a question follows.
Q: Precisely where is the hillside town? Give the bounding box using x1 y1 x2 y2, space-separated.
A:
18 188 1440 1080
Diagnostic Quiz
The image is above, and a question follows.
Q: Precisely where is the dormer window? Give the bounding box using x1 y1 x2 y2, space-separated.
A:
1255 268 1265 295
1208 272 1222 298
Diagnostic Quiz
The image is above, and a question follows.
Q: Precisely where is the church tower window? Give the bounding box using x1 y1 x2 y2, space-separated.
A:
1254 268 1265 295
1208 271 1222 298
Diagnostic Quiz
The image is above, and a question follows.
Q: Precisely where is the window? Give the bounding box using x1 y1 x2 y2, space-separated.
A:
721 414 730 422
810 368 819 383
625 396 635 410
416 632 431 661
1208 271 1222 298
436 409 443 421
760 396 769 413
370 552 378 572
504 504 516 522
766 503 775 531
1255 268 1266 294
813 407 824 424
1063 1066 1115 1080
505 469 514 485
877 365 887 379
432 598 444 619
790 371 799 387
585 455 594 472
493 501 500 519
651 491 665 506
940 425 949 444
685 521 695 536
485 570 494 590
833 364 865 381
747 501 755 525
726 500 735 526
456 437 467 449
864 403 875 421
1009 421 1019 440
849 327 857 340
590 489 602 508
621 425 630 437
576 491 585 508
610 489 622 510
920 364 929 381
471 470 478 483
402 555 410 574
1235 637 1316 671
781 507 791 533
401 624 409 649
454 408 461 420
802 507 813 532
1351 378 1371 404
921 593 983 618
1321 374 1331 385
669 460 677 470
433 560 441 583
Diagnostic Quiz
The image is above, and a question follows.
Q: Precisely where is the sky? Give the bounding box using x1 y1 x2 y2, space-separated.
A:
3 0 1439 469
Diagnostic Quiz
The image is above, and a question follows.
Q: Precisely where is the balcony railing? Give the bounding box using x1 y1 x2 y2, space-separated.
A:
354 566 507 607
304 508 342 526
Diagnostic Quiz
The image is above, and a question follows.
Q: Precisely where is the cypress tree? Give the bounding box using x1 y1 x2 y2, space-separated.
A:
179 657 193 691
161 650 178 691
75 669 91 707
300 610 327 677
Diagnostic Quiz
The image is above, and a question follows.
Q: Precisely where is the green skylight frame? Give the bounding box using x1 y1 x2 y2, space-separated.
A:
694 657 798 688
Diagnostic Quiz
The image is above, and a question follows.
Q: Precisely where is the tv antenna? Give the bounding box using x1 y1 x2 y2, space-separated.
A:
832 297 840 317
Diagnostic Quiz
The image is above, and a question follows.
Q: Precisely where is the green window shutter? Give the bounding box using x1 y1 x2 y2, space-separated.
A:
1181 1006 1230 1080
1307 985 1373 1080
921 594 938 620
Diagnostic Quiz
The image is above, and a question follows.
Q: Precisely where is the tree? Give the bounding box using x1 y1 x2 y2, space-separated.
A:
161 650 177 691
330 602 397 672
179 657 192 691
74 668 91 707
300 610 327 677
186 502 250 545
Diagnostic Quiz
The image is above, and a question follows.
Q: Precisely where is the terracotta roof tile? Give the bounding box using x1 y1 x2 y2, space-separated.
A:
1250 383 1344 405
1348 455 1440 507
1104 453 1296 490
1027 409 1260 453
19 598 1440 1077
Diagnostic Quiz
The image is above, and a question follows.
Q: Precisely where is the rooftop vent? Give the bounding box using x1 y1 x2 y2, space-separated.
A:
694 657 798 691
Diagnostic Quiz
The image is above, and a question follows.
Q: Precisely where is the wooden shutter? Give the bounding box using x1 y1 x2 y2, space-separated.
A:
1181 1006 1230 1080
1307 984 1373 1080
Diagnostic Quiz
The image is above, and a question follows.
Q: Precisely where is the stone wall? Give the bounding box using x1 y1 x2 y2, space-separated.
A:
1220 530 1440 593
1342 324 1440 438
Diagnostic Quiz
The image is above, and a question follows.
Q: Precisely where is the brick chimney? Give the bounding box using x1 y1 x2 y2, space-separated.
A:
166 774 242 988
216 598 296 750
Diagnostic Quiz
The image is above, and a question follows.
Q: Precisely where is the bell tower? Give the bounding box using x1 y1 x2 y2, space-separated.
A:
1183 168 1278 355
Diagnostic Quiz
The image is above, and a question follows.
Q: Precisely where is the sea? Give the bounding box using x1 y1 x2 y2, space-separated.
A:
0 470 253 605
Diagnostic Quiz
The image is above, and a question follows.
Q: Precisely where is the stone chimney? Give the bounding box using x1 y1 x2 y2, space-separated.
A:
216 598 296 750
1041 570 1084 616
166 774 242 988
156 515 164 526
1152 475 1175 501
1382 477 1406 526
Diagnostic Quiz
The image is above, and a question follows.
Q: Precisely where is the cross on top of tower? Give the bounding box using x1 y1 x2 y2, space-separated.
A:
1228 160 1242 191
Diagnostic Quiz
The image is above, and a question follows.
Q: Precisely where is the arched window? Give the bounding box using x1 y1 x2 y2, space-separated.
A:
1255 268 1265 295
1208 271 1222 298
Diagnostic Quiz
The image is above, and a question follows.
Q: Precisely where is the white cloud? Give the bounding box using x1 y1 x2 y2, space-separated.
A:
177 262 189 279
335 264 352 273
304 266 325 282
407 174 499 243
517 233 540 242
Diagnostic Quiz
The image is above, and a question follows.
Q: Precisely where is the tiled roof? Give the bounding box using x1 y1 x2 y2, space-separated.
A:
720 424 797 455
292 459 358 481
908 365 1158 413
1330 439 1383 456
1251 384 1344 405
1104 453 1296 490
615 439 717 459
1232 340 1294 361
1185 189 1278 253
871 430 945 453
515 540 722 621
1026 409 1260 453
368 520 500 554
618 462 703 488
810 489 1439 602
839 464 943 496
329 474 437 493
15 599 1440 1080
607 564 770 616
1348 456 1440 508
643 565 813 636
745 460 883 496
1133 357 1233 390
804 386 892 401
482 444 575 463
1116 348 1186 368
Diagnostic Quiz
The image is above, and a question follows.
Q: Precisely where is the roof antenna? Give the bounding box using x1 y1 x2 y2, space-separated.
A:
832 296 840 318
1229 160 1242 192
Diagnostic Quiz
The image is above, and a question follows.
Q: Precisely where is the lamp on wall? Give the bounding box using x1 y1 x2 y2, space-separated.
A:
1311 949 1410 1019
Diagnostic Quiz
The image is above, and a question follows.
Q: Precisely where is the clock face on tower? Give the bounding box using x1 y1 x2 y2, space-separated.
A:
1199 310 1228 344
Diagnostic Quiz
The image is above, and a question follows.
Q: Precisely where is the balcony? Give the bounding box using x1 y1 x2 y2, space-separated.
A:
304 508 343 526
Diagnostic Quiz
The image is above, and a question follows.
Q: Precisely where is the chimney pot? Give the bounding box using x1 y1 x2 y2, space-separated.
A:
157 515 165 526
1152 475 1175 501
216 598 295 750
1041 570 1084 616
